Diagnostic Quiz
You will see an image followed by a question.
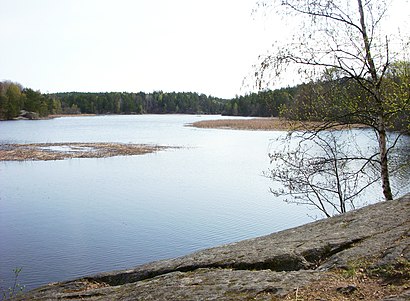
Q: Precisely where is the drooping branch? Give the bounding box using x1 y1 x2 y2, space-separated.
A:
282 0 363 33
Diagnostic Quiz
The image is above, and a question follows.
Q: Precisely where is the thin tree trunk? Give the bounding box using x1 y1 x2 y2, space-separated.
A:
378 116 394 200
357 0 393 200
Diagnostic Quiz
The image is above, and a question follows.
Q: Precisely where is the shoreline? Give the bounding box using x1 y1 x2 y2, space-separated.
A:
4 114 367 132
0 142 169 161
46 113 97 119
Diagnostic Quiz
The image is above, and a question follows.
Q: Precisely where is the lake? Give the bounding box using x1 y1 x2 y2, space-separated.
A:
0 115 407 291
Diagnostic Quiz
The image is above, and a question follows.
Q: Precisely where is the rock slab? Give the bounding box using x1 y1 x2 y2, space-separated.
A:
16 194 410 300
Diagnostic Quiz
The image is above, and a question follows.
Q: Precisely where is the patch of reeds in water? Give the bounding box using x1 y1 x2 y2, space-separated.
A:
0 143 167 161
190 118 366 132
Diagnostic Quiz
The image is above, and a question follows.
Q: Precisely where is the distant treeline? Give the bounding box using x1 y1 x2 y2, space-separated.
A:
223 88 295 117
51 91 225 115
1 66 408 132
0 81 295 120
51 88 296 117
0 83 227 119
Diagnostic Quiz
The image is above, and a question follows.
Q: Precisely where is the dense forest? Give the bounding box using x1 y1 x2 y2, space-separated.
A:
51 91 225 115
0 81 295 120
0 83 227 119
0 82 62 120
222 88 295 117
52 88 295 117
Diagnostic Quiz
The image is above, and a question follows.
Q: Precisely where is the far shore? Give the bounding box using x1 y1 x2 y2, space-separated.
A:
190 117 367 131
47 113 97 119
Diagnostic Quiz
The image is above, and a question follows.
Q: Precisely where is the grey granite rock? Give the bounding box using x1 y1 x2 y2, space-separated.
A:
16 193 410 300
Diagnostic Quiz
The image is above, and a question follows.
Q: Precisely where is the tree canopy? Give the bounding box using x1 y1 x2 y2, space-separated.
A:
0 81 62 120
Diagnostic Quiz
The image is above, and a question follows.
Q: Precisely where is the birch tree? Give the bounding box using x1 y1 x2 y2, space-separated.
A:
257 0 410 201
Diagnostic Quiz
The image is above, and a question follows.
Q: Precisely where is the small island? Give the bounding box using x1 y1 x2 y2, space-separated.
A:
190 118 366 131
0 143 169 161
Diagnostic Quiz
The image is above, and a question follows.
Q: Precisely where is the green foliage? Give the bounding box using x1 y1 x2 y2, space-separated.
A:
5 84 23 119
281 63 410 132
368 258 410 283
381 61 410 132
222 88 295 117
51 91 226 115
0 81 62 120
340 260 367 279
1 268 25 300
0 82 24 119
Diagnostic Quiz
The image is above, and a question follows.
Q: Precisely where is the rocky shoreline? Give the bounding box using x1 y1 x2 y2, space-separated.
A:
16 194 409 300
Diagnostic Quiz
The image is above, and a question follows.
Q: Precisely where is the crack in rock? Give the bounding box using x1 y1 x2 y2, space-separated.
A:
85 239 363 287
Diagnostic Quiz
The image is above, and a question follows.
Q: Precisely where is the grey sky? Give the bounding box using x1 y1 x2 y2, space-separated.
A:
0 0 408 98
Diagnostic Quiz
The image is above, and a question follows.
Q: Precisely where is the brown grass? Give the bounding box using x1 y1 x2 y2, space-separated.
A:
46 114 97 119
0 143 168 161
190 118 366 132
282 269 409 301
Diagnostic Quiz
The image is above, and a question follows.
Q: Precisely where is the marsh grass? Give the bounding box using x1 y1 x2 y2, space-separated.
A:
0 143 169 161
190 118 365 132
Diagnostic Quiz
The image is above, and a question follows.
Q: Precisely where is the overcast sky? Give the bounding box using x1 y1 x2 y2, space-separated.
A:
1 0 409 98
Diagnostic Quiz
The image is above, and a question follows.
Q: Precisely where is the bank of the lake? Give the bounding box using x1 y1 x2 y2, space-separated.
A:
16 193 410 301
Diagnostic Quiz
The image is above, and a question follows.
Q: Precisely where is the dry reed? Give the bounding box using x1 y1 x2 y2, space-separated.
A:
190 118 366 132
0 143 167 161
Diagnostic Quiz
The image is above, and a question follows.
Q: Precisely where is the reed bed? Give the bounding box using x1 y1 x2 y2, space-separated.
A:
191 118 314 131
0 143 167 161
191 118 365 131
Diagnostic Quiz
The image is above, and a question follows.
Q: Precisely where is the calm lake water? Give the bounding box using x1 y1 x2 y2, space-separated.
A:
0 115 407 291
